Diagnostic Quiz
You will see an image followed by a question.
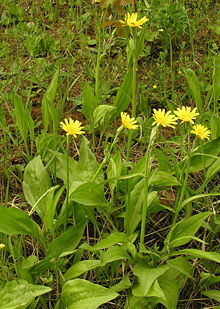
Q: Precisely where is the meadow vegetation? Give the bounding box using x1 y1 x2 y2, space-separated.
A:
0 0 220 308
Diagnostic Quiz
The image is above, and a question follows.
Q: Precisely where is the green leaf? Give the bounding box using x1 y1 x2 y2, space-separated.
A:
112 70 133 119
167 212 210 248
0 279 51 309
0 206 43 245
70 182 107 206
47 220 86 258
181 193 220 208
23 156 51 220
64 260 101 280
100 246 130 265
187 137 220 172
149 170 180 186
44 185 65 233
132 264 169 296
61 279 118 309
202 290 220 302
203 158 220 187
79 137 103 182
183 68 202 112
169 249 220 263
210 113 220 139
125 180 159 235
41 68 59 132
213 54 220 106
107 152 122 196
111 274 132 292
82 82 98 125
93 105 116 129
13 94 28 143
167 257 193 279
81 232 129 251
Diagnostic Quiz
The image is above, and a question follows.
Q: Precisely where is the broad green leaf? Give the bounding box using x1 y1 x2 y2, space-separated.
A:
93 105 116 129
61 279 118 309
124 179 144 235
125 295 151 309
210 113 220 139
44 185 65 233
82 82 98 125
79 137 103 182
186 137 220 172
36 133 62 163
202 290 220 302
23 156 51 220
155 269 179 309
111 274 132 292
149 170 180 186
167 212 210 248
154 149 172 172
13 94 28 143
41 68 59 132
167 257 193 279
183 68 202 112
64 260 101 280
47 220 86 258
0 279 51 309
125 179 160 235
213 54 220 106
169 249 220 263
100 246 130 265
132 264 169 296
203 158 220 187
112 70 133 119
0 206 43 246
81 232 129 251
70 182 107 206
107 152 122 196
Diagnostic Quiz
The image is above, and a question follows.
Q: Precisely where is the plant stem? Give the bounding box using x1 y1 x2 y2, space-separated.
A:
65 135 70 228
131 28 137 117
140 127 157 250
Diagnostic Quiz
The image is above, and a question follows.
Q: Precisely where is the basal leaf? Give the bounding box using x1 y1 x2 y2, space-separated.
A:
61 279 118 309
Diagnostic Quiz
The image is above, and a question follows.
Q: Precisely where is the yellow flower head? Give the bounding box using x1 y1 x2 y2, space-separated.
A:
152 109 177 128
121 112 138 130
93 0 100 2
0 244 5 250
60 118 85 137
174 106 199 124
119 12 149 29
191 124 211 140
153 84 157 89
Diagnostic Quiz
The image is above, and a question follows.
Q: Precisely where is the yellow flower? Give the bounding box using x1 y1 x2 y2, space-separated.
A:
152 109 177 128
119 12 149 29
191 124 211 140
153 85 157 89
174 106 199 124
93 0 100 2
60 118 85 137
121 112 138 130
0 244 5 250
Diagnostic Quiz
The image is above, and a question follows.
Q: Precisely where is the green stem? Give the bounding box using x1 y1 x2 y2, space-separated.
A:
65 135 70 228
140 127 157 250
131 28 137 117
172 131 194 227
169 36 175 106
95 11 105 101
92 127 122 183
